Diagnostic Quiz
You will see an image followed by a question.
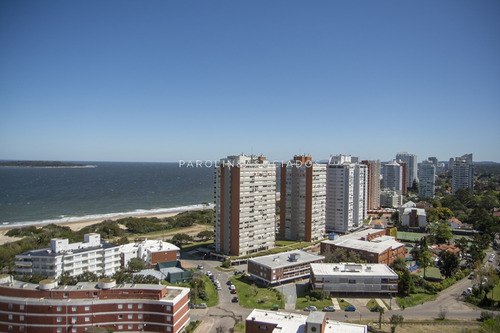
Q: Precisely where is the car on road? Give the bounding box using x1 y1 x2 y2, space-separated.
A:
344 305 356 312
229 285 236 291
304 306 317 312
195 303 207 309
232 297 239 303
206 271 211 276
322 306 335 312
468 273 474 279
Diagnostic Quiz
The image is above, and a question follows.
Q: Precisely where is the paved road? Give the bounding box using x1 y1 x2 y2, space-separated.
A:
184 254 499 332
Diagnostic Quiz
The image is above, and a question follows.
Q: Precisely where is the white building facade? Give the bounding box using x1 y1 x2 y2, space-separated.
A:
382 160 403 193
418 160 436 198
214 154 276 256
280 156 326 242
396 152 418 189
15 234 121 279
326 155 368 233
310 263 398 295
452 153 474 194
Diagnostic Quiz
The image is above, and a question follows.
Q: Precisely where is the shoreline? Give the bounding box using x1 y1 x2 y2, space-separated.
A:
0 204 213 245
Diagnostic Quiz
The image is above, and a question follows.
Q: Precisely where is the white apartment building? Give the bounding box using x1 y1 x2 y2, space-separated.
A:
279 155 326 242
380 189 403 208
326 155 368 233
396 152 418 189
214 154 276 256
310 263 398 295
382 160 403 193
418 160 436 198
15 234 121 279
452 153 474 194
119 239 180 267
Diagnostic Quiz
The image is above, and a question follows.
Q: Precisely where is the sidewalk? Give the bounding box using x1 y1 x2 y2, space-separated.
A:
331 297 340 309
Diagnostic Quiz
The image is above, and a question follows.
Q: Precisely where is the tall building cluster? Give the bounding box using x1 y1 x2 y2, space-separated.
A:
214 151 474 256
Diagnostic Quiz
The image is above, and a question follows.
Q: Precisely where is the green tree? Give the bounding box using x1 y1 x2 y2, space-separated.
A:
415 238 432 279
390 314 404 333
196 230 215 241
128 258 144 271
437 251 460 279
390 257 407 273
455 237 469 258
397 269 414 296
171 233 193 247
481 317 500 333
329 248 348 263
431 221 453 244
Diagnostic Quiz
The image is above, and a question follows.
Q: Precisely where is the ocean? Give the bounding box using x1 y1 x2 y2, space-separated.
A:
0 162 214 227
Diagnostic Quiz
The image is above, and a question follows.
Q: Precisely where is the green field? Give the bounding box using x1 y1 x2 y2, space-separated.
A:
416 267 442 280
230 275 284 310
397 232 425 242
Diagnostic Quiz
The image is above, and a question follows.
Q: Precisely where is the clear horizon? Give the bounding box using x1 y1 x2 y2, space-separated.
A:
1 1 499 163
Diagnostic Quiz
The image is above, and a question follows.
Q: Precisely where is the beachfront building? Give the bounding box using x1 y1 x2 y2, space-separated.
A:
452 153 474 194
418 160 436 199
246 309 367 333
247 250 324 286
361 160 381 210
310 263 398 296
119 239 180 268
326 155 368 233
15 234 121 279
396 152 418 189
320 228 405 266
214 154 276 256
279 155 327 242
0 275 190 333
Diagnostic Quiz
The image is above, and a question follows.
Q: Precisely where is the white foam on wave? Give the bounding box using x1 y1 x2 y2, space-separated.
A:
0 203 214 229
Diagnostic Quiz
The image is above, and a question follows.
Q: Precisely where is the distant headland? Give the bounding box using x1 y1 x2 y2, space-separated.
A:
0 161 96 168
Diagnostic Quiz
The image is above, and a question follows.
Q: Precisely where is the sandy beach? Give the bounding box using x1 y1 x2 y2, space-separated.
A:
0 211 184 246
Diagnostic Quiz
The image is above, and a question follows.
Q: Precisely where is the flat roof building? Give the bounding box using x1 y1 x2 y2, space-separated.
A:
310 263 398 295
245 309 367 333
248 250 324 286
0 275 190 333
120 239 180 267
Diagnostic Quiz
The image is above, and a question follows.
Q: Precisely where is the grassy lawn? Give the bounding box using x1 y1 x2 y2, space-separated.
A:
417 267 443 280
489 281 500 301
366 298 378 310
295 296 334 311
336 298 353 310
396 293 438 308
233 321 246 333
397 231 425 242
200 274 219 307
230 275 284 310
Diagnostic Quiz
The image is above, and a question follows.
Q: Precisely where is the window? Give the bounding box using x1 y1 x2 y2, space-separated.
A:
85 305 90 311
118 304 123 309
128 325 133 329
8 326 12 332
138 314 143 319
20 305 24 310
57 306 62 312
93 292 98 297
72 306 77 311
258 326 268 331
85 317 90 322
118 325 123 330
348 280 356 284
20 327 25 332
166 305 171 311
8 314 13 320
118 314 123 319
72 329 77 333
138 304 143 309
128 304 133 309
167 327 172 332
138 324 144 330
128 314 133 319
167 315 171 322
57 328 62 333
57 317 62 323
8 304 13 310
20 315 24 321
63 293 68 298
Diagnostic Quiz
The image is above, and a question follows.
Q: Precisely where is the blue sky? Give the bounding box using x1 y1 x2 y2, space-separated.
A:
1 1 499 163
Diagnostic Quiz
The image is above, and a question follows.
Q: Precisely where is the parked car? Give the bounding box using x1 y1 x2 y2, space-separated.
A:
188 303 195 309
206 271 212 276
304 306 317 312
322 306 335 312
370 307 380 312
197 264 203 270
229 285 236 291
232 297 239 303
345 305 356 312
468 273 474 279
230 289 237 294
196 303 207 309
226 280 233 285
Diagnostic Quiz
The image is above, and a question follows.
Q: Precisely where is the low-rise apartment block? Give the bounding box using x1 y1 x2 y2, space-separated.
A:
15 234 121 279
310 263 398 296
248 250 324 286
119 239 180 267
0 275 190 333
